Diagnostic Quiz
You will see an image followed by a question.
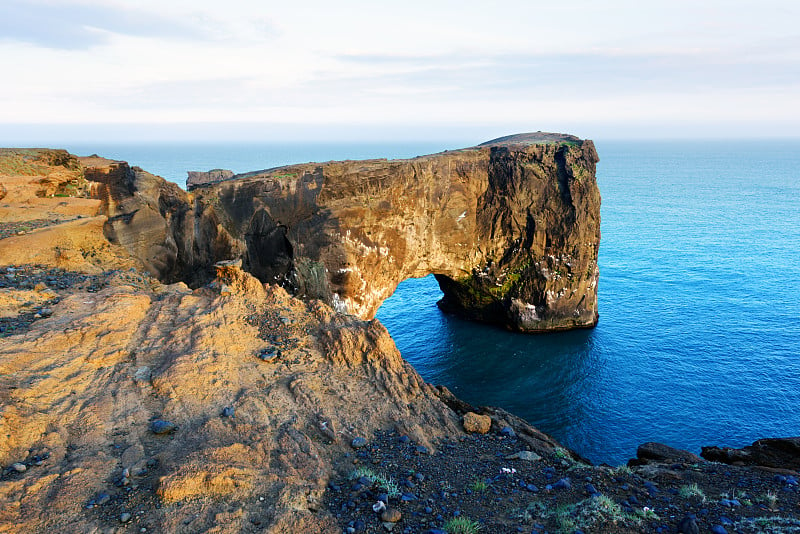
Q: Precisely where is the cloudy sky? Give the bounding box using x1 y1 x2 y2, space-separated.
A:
1 0 798 142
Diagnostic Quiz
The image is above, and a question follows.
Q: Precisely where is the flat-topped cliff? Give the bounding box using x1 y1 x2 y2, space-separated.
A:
155 133 600 332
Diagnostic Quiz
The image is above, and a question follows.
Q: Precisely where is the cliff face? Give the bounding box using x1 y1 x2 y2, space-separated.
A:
180 133 601 332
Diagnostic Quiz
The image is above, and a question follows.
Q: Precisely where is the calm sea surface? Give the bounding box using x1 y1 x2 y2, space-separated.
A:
64 139 800 465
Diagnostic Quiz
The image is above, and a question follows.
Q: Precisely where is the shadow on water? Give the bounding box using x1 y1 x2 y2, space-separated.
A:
375 274 606 462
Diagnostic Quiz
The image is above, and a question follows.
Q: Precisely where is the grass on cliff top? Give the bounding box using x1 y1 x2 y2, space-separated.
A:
0 149 79 177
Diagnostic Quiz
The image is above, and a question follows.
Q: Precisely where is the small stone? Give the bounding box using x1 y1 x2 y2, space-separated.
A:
351 437 367 449
462 412 491 434
10 462 26 473
221 406 235 418
96 493 111 506
257 348 279 362
552 478 571 490
382 522 395 532
505 450 541 462
381 507 402 522
120 512 132 523
398 435 410 443
711 526 727 534
500 426 516 437
133 366 152 385
525 484 539 492
585 483 598 495
39 308 53 318
149 419 177 434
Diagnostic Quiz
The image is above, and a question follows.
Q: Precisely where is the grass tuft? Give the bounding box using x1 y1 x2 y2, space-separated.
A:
678 482 706 501
349 467 401 498
470 478 488 492
444 516 482 534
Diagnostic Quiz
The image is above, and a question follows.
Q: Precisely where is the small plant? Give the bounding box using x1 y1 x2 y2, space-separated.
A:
678 483 706 501
444 516 482 534
763 490 779 510
611 464 633 477
635 506 660 521
553 447 571 460
470 478 488 492
349 467 400 498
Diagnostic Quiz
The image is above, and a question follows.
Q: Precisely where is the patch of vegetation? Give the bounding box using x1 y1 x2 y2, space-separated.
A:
748 516 800 532
349 467 400 499
0 153 51 176
611 464 633 476
678 483 706 501
469 478 488 492
444 516 482 534
553 447 571 461
762 489 779 511
488 271 520 296
542 495 647 534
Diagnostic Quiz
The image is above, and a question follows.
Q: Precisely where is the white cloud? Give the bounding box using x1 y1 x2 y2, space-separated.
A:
1 0 799 140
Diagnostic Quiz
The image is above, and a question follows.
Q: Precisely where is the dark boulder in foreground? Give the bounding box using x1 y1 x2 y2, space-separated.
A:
629 441 704 466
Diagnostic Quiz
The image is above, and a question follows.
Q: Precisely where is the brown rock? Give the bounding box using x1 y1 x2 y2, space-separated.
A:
381 507 402 523
463 412 492 434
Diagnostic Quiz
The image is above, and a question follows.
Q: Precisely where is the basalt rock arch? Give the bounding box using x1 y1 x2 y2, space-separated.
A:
188 132 601 332
95 133 601 333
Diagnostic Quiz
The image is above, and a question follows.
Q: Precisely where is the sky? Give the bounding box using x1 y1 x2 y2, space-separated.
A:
1 0 799 143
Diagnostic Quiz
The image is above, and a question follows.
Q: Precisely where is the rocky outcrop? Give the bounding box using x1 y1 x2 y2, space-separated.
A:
187 169 234 189
701 437 800 470
0 263 464 533
175 132 600 332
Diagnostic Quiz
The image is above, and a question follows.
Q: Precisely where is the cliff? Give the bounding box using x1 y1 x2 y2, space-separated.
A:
100 133 601 333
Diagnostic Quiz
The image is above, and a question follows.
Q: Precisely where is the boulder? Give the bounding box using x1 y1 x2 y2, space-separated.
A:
463 412 492 434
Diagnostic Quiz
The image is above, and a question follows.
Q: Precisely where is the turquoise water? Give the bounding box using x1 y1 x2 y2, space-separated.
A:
64 139 800 465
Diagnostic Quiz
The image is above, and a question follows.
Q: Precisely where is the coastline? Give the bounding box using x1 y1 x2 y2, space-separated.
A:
1 147 798 533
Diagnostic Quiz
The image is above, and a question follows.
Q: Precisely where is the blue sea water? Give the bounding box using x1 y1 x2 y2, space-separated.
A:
63 139 800 465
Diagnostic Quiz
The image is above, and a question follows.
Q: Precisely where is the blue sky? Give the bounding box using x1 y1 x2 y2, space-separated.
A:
1 0 798 142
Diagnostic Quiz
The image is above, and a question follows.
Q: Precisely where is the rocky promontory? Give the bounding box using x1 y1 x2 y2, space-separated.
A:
97 133 601 333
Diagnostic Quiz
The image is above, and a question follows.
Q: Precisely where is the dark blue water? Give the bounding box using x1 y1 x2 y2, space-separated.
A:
64 139 800 465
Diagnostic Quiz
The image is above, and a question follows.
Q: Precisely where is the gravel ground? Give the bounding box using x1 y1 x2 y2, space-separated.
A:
0 217 84 240
0 265 116 337
324 429 800 534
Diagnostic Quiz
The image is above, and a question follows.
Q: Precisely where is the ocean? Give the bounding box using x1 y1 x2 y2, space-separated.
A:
63 139 800 466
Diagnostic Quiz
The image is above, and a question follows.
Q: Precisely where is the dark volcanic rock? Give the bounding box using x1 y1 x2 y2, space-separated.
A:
701 437 800 469
631 442 704 466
